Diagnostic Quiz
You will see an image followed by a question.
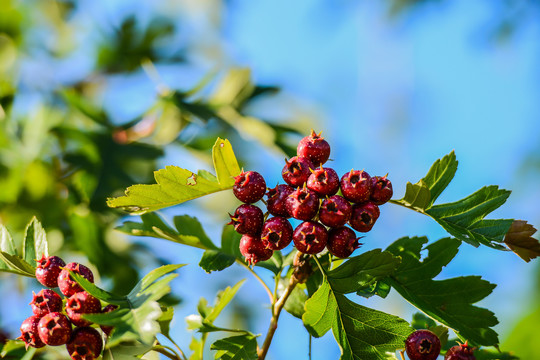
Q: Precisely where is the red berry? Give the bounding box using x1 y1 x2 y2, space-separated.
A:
228 204 264 235
293 221 328 254
35 255 66 288
349 202 380 232
100 304 118 336
340 170 371 203
266 184 293 217
319 195 352 228
37 312 72 346
66 292 102 327
306 166 340 196
370 175 393 205
444 342 476 360
66 326 103 360
239 234 273 265
286 186 320 221
282 156 314 187
233 171 266 204
405 330 441 360
58 263 94 297
30 289 63 317
19 315 45 349
261 217 293 250
297 130 331 166
327 227 361 258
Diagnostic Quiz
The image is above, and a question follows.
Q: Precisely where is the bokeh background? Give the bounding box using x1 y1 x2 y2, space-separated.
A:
1 0 539 358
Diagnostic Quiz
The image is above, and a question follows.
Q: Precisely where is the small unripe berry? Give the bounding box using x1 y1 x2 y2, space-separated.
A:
282 156 314 187
228 204 264 235
306 166 340 196
233 171 266 203
66 292 102 327
100 304 118 336
405 330 441 360
30 289 63 317
37 312 72 346
261 217 293 250
239 234 273 265
66 326 103 360
58 263 94 297
286 186 320 221
340 170 371 203
444 342 476 360
35 255 66 288
297 130 331 166
319 195 352 228
349 202 380 232
266 184 294 217
370 175 393 205
327 227 361 258
19 315 46 349
293 221 328 254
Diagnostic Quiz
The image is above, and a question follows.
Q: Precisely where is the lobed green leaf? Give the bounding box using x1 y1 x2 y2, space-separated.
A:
210 334 258 360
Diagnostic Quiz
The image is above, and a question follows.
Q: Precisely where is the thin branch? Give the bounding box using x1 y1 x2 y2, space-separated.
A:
165 335 189 360
236 259 274 303
152 346 180 360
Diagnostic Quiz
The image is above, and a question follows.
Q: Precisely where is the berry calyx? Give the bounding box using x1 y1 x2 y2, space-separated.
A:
349 202 380 232
58 263 95 297
319 195 352 228
30 289 63 317
37 312 72 346
66 292 102 327
19 315 46 349
66 326 103 360
370 175 393 205
266 184 293 217
293 221 328 254
282 156 314 187
286 186 320 221
405 329 441 360
35 255 66 288
228 204 264 235
297 130 331 166
260 217 293 250
100 304 118 336
340 169 371 203
239 234 273 265
444 342 476 360
306 166 340 196
233 170 266 204
327 227 361 258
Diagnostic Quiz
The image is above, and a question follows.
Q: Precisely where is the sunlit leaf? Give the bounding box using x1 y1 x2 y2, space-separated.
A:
22 217 48 265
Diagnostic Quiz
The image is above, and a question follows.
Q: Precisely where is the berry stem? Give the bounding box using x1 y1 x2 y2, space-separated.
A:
399 350 406 360
152 345 181 360
164 336 189 360
236 259 274 303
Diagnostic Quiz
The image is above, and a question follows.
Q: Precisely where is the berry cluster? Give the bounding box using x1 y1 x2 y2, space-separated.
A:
18 255 117 360
405 330 476 360
229 130 393 264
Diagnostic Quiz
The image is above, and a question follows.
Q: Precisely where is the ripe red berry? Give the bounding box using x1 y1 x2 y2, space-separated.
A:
19 315 46 349
239 234 273 265
370 175 393 205
228 204 264 235
266 184 294 217
319 195 352 228
35 255 66 288
405 330 441 360
100 304 118 336
286 186 320 221
306 166 340 196
58 263 94 297
30 289 63 317
293 221 328 254
444 342 476 360
340 170 371 203
297 130 331 166
66 326 103 360
327 227 361 258
349 202 380 232
261 217 293 250
282 156 314 187
66 292 102 327
233 171 266 203
37 312 72 346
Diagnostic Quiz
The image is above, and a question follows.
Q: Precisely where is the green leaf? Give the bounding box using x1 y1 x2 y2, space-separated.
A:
221 225 242 258
174 215 217 250
210 334 258 360
385 237 499 346
199 250 235 273
356 281 391 299
61 89 110 127
158 306 174 338
0 251 35 277
102 342 155 360
0 225 16 272
284 286 308 319
22 217 48 265
107 138 241 213
473 349 519 360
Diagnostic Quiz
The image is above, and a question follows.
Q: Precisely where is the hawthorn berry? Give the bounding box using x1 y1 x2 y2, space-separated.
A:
370 175 393 205
228 204 264 235
233 170 266 203
297 130 331 166
30 289 63 317
282 156 314 187
444 342 476 360
37 312 72 346
66 292 102 327
266 184 293 217
100 304 118 336
319 195 352 228
35 255 66 288
58 263 94 297
327 227 361 258
66 326 103 360
405 330 441 360
306 166 340 196
261 217 293 250
340 169 371 203
239 234 273 265
293 221 328 254
349 202 380 232
19 315 46 349
286 186 320 221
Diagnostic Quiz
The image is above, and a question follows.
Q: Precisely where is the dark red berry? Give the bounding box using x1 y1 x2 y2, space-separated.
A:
233 171 266 203
327 227 361 258
266 184 294 217
100 304 118 336
319 195 352 228
0 329 8 344
35 255 66 288
239 234 273 265
293 221 328 254
58 263 94 297
66 326 103 360
340 170 371 203
297 130 331 166
349 202 380 232
228 204 264 235
37 312 72 346
66 292 102 327
282 156 314 187
261 217 293 250
19 315 45 349
306 166 340 196
370 175 393 205
286 186 320 221
405 330 441 360
444 342 476 360
30 289 63 317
